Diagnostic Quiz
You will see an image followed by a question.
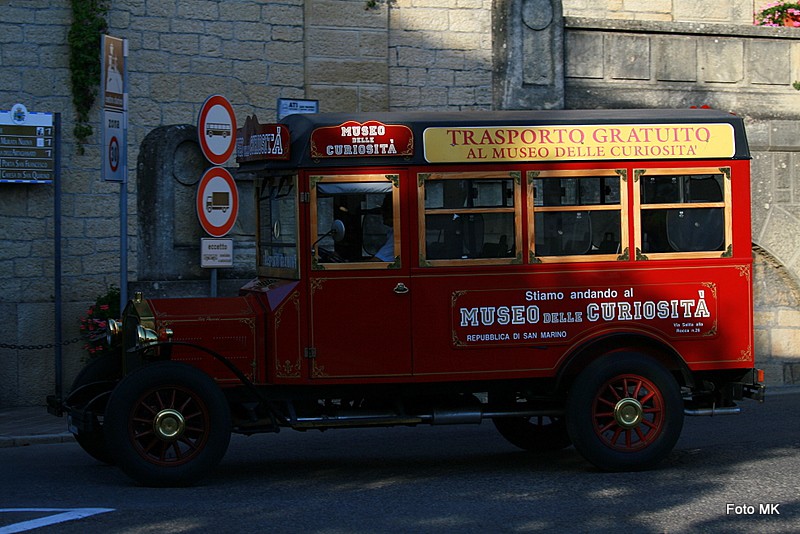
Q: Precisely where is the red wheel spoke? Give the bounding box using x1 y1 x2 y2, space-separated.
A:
178 396 193 413
641 419 657 430
170 442 184 461
610 427 623 445
606 383 622 401
598 420 617 433
597 396 616 409
637 387 653 401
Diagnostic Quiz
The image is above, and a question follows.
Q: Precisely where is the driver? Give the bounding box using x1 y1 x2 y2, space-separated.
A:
373 195 395 262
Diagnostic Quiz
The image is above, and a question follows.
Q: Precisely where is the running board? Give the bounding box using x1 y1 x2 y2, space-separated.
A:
684 406 741 416
288 408 565 430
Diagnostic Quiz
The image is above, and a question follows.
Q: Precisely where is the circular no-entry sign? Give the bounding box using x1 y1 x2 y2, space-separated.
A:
108 136 120 172
197 95 237 165
196 167 239 237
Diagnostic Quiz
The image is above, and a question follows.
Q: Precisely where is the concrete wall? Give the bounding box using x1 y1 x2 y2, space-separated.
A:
1 0 799 405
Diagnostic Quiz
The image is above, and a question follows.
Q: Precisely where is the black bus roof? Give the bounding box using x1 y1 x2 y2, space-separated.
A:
238 108 750 170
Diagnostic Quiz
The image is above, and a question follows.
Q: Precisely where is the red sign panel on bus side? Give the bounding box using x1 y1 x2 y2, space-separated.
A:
236 115 290 163
310 120 413 158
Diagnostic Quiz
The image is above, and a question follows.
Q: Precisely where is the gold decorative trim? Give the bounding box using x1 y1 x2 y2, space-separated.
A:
311 360 328 378
309 175 324 188
310 277 326 296
527 170 540 184
617 247 630 261
736 264 751 281
386 174 399 188
721 244 733 258
634 169 646 183
277 359 301 378
615 169 628 182
701 281 718 299
510 171 521 185
418 173 430 186
635 247 649 261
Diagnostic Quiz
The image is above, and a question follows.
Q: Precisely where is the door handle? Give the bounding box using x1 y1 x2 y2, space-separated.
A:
394 282 409 294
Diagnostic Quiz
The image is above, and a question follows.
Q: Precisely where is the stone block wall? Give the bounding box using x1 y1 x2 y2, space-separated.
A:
388 0 494 112
563 0 756 24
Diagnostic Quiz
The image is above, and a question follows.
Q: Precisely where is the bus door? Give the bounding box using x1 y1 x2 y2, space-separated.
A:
410 170 528 375
307 172 412 378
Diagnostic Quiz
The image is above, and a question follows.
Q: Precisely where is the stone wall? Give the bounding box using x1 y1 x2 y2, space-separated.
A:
1 0 799 405
563 0 756 24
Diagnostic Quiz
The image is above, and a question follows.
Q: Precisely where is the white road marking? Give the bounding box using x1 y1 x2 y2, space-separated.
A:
0 508 114 533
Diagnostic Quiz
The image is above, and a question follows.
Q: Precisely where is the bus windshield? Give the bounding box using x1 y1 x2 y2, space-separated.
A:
257 175 299 279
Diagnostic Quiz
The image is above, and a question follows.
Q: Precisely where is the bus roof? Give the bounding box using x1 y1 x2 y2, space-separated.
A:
238 108 750 170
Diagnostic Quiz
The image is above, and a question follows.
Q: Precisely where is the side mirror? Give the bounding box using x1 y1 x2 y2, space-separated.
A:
330 219 346 243
312 219 346 250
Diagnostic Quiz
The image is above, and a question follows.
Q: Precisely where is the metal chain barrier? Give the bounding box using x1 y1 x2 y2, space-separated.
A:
0 337 82 351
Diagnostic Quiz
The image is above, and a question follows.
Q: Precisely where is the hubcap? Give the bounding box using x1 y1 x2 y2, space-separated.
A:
153 409 185 441
613 397 644 428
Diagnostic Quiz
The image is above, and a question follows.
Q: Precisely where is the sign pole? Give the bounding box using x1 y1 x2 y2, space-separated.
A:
120 39 128 306
54 113 63 401
102 34 128 307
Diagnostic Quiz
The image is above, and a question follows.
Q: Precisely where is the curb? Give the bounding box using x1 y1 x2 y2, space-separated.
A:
0 433 75 449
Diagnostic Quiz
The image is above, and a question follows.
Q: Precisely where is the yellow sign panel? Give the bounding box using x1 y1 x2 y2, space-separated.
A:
423 123 736 163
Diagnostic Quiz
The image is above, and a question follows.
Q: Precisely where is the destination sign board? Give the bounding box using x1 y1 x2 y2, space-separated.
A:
0 106 55 184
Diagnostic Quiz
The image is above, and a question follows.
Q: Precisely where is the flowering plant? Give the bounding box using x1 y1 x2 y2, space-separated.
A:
79 285 120 360
754 1 800 26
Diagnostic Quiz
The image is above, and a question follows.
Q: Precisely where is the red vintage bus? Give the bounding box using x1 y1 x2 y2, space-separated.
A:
53 109 764 486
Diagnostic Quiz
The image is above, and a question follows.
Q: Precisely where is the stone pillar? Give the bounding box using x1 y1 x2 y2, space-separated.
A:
493 0 564 110
133 125 255 297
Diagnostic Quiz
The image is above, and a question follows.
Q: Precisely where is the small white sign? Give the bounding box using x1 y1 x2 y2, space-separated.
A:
201 238 234 268
277 98 318 120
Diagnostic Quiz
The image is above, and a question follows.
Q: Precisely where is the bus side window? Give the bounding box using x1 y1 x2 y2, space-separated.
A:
311 175 399 268
419 172 520 265
637 170 728 256
529 170 627 262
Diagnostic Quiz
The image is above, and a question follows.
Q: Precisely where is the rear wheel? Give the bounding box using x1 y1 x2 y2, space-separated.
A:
104 361 232 487
566 353 684 471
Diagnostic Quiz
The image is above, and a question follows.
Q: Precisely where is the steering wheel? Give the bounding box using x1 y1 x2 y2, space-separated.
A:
317 247 344 263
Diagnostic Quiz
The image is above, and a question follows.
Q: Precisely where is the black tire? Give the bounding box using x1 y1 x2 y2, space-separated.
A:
566 353 684 471
494 415 571 452
104 361 232 487
490 391 571 452
68 354 121 464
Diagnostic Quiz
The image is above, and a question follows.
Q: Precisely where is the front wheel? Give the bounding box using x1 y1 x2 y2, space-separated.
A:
104 361 232 487
566 353 684 471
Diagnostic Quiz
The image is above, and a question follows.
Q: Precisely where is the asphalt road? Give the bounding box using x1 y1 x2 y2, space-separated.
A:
1 390 798 533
